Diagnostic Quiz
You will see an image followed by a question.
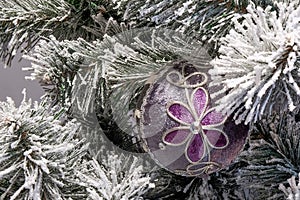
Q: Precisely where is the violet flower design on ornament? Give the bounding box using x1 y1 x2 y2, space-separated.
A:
163 69 229 175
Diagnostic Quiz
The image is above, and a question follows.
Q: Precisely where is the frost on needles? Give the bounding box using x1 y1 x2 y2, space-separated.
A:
0 90 89 199
209 1 300 124
0 0 115 67
0 90 153 199
237 111 300 199
124 0 276 45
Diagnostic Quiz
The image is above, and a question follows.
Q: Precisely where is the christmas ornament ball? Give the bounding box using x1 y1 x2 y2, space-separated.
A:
137 61 249 177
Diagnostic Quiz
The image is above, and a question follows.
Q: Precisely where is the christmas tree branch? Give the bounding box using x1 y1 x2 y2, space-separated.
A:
0 0 107 67
0 90 89 199
124 0 277 52
209 1 300 124
279 173 300 200
77 153 154 200
237 111 300 199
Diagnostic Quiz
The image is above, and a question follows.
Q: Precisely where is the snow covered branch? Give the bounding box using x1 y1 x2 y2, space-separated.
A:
280 173 300 200
209 1 300 124
237 111 300 199
76 153 154 200
0 90 89 199
0 0 106 67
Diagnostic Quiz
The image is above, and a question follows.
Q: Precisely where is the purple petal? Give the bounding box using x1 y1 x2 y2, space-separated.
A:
163 129 190 145
192 88 208 118
168 103 194 124
187 134 205 163
205 130 228 148
201 109 225 126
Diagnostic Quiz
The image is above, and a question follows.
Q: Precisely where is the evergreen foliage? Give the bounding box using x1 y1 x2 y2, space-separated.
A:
1 0 300 199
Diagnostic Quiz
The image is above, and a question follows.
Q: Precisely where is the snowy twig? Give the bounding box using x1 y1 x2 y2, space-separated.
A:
209 1 300 124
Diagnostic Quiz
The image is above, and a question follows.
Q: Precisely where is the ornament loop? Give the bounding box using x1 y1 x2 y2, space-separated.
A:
166 70 208 88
